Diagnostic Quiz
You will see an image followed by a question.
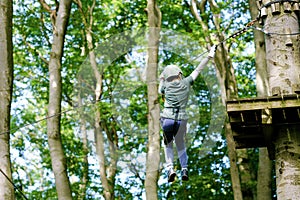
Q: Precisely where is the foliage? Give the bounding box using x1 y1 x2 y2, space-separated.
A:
233 53 257 98
129 85 148 126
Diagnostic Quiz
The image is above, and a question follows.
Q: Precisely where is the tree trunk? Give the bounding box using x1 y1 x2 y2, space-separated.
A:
145 0 161 199
249 1 273 200
0 0 15 199
190 1 243 199
225 122 243 200
95 110 114 200
237 149 257 200
257 148 272 200
213 17 244 200
86 23 117 200
95 107 119 200
78 92 89 200
250 0 270 97
85 28 116 199
262 1 300 199
265 10 300 96
46 0 73 199
76 0 120 195
274 125 300 199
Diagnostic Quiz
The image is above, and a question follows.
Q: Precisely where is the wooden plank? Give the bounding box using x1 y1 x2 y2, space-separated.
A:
231 125 264 138
226 95 300 112
227 99 300 112
227 94 300 103
226 95 300 152
229 108 300 125
229 110 261 124
272 108 300 123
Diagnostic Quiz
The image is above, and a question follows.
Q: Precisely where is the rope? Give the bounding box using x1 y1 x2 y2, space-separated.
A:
252 26 300 36
193 17 300 61
0 168 29 200
0 99 101 136
218 19 258 46
191 19 258 61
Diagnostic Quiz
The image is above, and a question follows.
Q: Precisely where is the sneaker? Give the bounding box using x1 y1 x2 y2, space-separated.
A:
181 168 189 181
167 168 176 182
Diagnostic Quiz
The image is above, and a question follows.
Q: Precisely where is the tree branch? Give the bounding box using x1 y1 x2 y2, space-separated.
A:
39 0 52 12
39 0 58 33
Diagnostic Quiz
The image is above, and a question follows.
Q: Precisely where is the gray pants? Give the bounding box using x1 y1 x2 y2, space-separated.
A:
160 118 188 169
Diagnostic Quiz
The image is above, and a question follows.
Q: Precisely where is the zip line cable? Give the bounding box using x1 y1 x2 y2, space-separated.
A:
0 99 101 136
0 168 29 200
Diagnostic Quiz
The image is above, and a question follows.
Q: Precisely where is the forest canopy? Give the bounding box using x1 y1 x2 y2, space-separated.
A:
2 0 285 199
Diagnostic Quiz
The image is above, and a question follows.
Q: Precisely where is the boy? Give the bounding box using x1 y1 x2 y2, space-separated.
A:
159 45 216 182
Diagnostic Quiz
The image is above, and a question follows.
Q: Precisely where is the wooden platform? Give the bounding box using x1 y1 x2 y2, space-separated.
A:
226 94 300 159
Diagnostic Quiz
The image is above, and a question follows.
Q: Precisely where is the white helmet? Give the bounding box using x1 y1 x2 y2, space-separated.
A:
161 65 182 80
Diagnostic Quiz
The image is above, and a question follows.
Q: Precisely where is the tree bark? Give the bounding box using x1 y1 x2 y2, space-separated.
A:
257 148 272 200
75 1 118 198
95 107 118 200
78 91 89 200
274 125 300 199
264 3 300 95
208 1 245 198
250 0 270 97
249 1 272 200
262 1 300 199
95 111 115 200
0 0 15 199
46 0 73 199
145 0 161 199
225 122 243 200
190 1 243 199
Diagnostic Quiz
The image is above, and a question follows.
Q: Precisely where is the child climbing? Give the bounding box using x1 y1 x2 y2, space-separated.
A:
159 45 217 182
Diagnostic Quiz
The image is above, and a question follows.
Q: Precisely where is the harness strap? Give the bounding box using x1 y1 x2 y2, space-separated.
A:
164 107 180 140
